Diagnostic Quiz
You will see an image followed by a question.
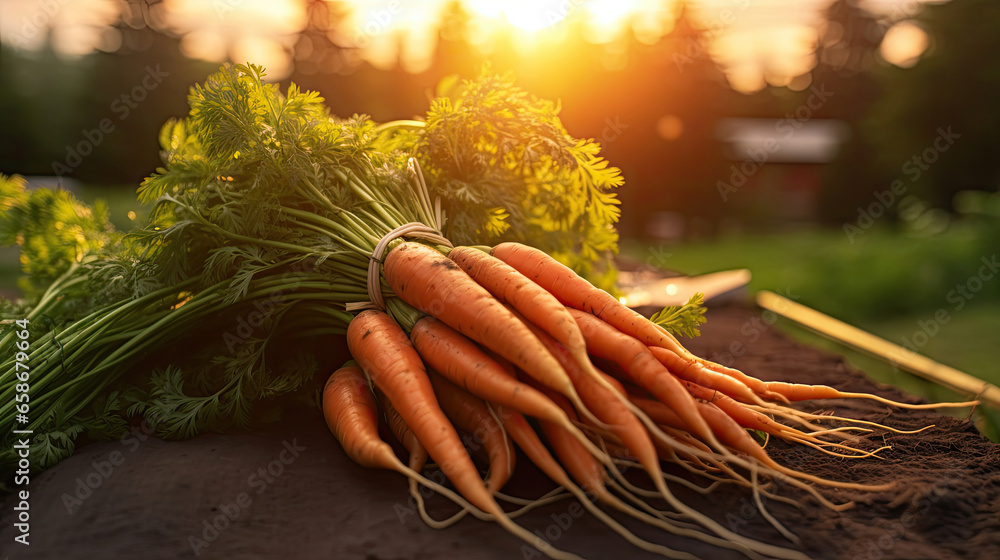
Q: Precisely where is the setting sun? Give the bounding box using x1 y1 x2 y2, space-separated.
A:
501 0 569 31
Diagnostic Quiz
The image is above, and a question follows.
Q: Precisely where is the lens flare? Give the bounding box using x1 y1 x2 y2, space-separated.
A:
503 0 568 32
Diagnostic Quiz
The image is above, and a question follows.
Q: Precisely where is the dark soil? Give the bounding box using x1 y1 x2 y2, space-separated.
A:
2 304 998 560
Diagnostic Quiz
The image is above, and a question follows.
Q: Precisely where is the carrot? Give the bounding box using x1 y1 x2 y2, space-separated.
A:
532 384 797 559
649 345 763 405
631 396 690 432
679 380 792 436
321 362 491 524
491 241 695 360
762 380 980 409
523 343 804 559
322 362 398 470
566 308 715 445
347 310 581 560
378 390 456 529
380 390 427 471
678 378 888 456
410 317 572 427
449 246 600 391
694 400 777 467
491 242 782 401
429 371 515 492
384 242 601 428
634 395 761 470
496 406 702 560
598 370 626 397
409 316 615 468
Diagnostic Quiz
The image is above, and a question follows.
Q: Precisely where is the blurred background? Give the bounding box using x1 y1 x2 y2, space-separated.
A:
1 0 998 433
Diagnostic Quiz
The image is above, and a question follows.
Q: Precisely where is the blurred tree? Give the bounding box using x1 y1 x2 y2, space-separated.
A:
0 0 215 186
609 2 730 239
78 5 216 185
0 36 91 179
291 0 355 76
866 0 1000 208
812 0 890 224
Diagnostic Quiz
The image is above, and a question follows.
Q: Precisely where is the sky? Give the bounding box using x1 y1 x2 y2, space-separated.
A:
0 0 939 92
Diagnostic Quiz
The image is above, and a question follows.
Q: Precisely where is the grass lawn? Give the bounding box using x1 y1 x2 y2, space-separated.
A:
623 232 1000 439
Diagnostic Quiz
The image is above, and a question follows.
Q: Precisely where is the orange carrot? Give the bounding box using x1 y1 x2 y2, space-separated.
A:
322 362 501 524
380 389 428 472
763 380 980 409
566 308 714 444
678 379 787 435
633 394 756 466
429 371 515 492
649 345 762 405
347 310 579 560
631 396 691 432
347 311 496 512
598 370 626 397
322 363 398 469
694 400 776 467
409 317 571 427
532 384 786 558
378 390 458 528
384 242 598 427
522 334 801 557
449 245 598 384
491 242 784 401
492 241 693 357
497 406 704 560
409 316 615 467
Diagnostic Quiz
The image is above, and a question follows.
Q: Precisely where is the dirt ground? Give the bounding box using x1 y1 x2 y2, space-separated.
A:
2 304 998 560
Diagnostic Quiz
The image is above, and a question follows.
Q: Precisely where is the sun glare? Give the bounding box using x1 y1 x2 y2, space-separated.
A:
881 21 930 68
0 0 942 92
503 0 569 32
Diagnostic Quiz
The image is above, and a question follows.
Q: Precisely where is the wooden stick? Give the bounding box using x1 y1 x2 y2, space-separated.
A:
756 290 1000 409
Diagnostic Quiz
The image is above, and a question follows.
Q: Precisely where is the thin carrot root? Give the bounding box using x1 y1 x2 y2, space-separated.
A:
749 461 800 545
762 381 980 409
752 403 938 435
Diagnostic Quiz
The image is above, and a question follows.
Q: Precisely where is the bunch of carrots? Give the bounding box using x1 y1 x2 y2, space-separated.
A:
322 241 977 560
0 65 978 558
